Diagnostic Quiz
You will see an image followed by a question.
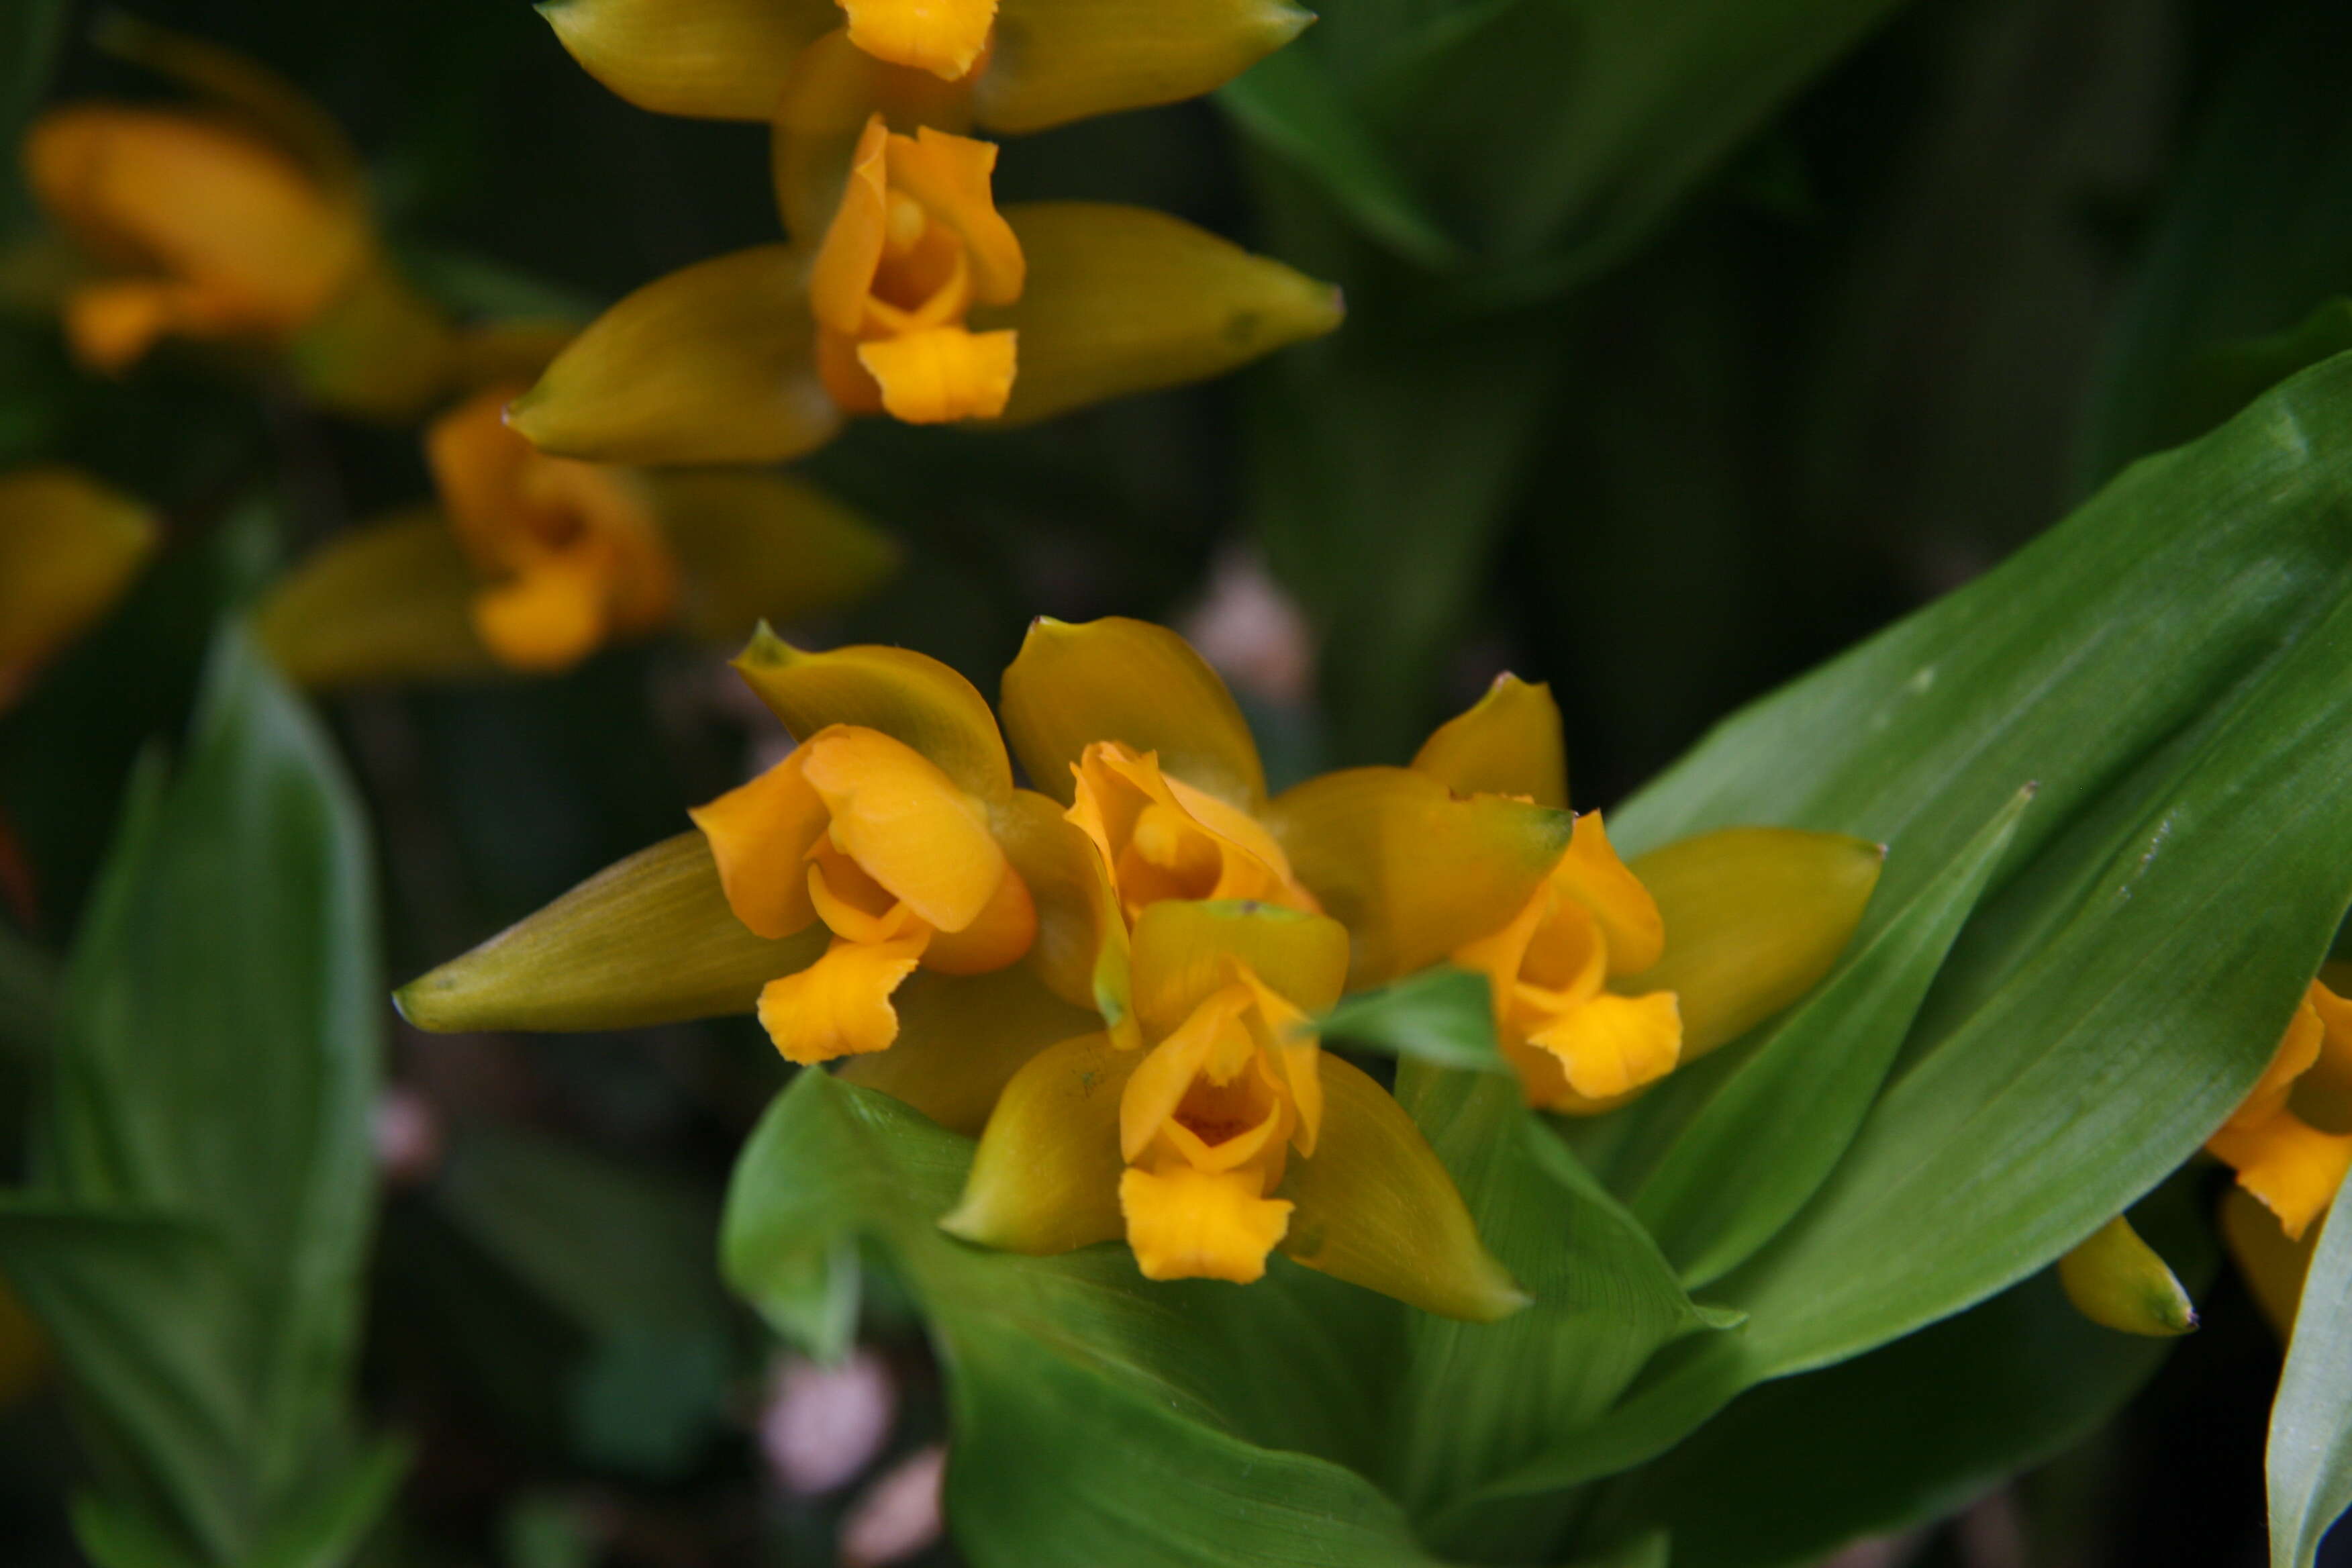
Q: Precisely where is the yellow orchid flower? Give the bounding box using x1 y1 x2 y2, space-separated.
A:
2206 977 2352 1243
0 468 160 710
538 0 1310 136
20 20 454 420
255 384 897 690
685 632 1112 1067
508 11 1337 464
1270 674 1885 1114
996 616 1320 985
944 898 1526 1318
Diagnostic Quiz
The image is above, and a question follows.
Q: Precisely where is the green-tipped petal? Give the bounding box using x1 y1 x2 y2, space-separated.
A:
940 1030 1132 1253
2057 1215 2198 1338
999 614 1266 808
1622 827 1884 1058
975 203 1342 428
1279 1056 1527 1322
995 787 1130 1026
976 0 1314 135
536 0 834 121
838 965 1099 1135
254 507 496 690
508 246 842 466
1129 899 1349 1038
1412 673 1567 808
732 626 1014 802
1267 766 1573 991
652 471 899 644
395 831 822 1032
0 468 158 695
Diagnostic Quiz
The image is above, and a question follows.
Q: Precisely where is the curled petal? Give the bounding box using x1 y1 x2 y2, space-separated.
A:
2207 1114 2352 1242
0 468 158 695
1000 615 1266 809
1411 673 1567 808
395 831 826 1032
1267 766 1573 991
652 470 899 643
508 246 843 466
838 964 1098 1134
2057 1215 2197 1338
689 752 829 940
976 0 1314 134
732 625 1014 803
1277 1057 1527 1322
760 934 928 1064
799 727 1008 930
536 0 835 121
940 1030 1133 1253
1128 899 1349 1042
1621 826 1885 1059
973 203 1342 427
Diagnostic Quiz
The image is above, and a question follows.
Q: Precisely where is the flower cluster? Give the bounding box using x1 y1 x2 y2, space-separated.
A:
508 0 1342 464
401 616 1887 1312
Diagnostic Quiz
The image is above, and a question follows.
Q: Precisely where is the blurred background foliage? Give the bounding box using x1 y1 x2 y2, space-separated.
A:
3 0 2352 1562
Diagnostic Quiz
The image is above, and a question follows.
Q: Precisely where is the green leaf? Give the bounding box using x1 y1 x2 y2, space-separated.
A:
1629 787 2031 1286
1217 48 1464 271
1388 1063 1736 1554
1369 0 1918 279
724 1069 1449 1567
1587 1177 2211 1568
2078 1 2352 485
1320 966 1511 1075
1457 347 2352 1514
2268 1169 2352 1567
0 628 389 1563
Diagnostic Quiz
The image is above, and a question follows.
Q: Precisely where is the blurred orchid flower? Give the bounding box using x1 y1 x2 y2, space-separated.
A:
255 386 897 687
509 3 1338 463
19 19 456 420
0 468 158 711
537 0 1310 140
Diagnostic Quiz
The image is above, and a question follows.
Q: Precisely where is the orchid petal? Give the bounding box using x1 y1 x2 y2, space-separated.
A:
940 1030 1133 1253
1278 1056 1527 1322
1621 826 1884 1058
1000 614 1265 809
976 0 1313 134
1267 765 1573 991
1410 673 1567 808
973 203 1342 428
395 832 825 1032
1128 899 1348 1042
507 246 842 466
732 624 1014 803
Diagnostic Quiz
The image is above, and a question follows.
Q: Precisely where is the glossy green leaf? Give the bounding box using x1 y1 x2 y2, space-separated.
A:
1629 788 2030 1287
0 628 391 1563
395 830 823 1034
1455 348 2352 1514
724 1068 1451 1565
2269 1167 2352 1567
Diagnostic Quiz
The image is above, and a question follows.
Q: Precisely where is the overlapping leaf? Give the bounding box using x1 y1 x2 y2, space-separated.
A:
0 630 391 1565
